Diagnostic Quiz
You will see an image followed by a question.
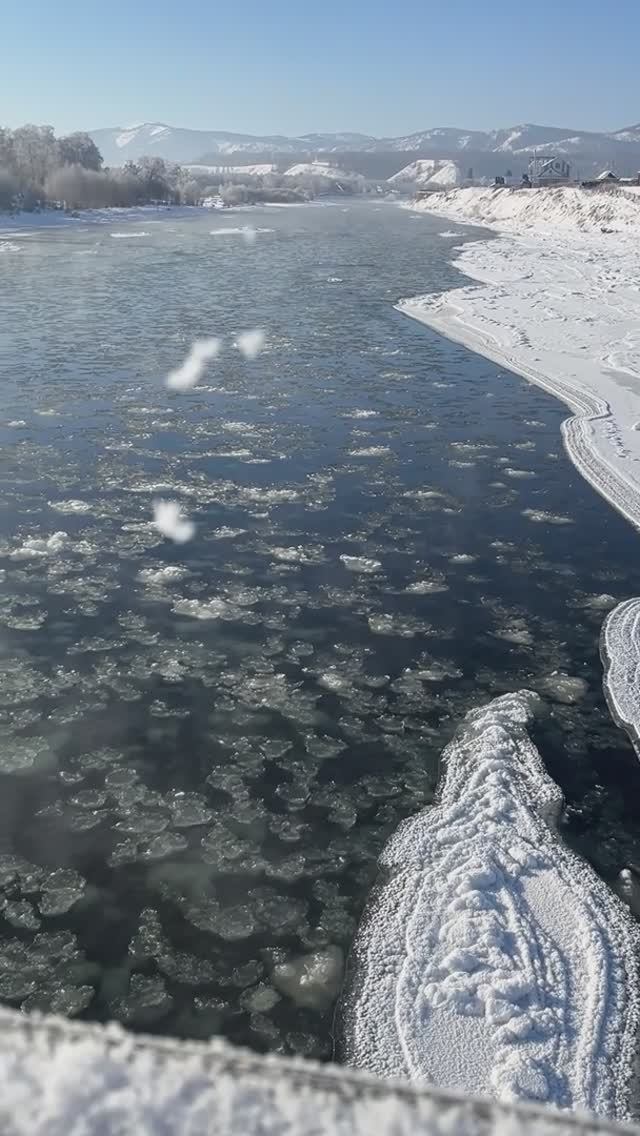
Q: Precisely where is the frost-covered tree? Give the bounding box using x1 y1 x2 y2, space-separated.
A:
57 132 103 171
0 168 18 210
11 124 57 188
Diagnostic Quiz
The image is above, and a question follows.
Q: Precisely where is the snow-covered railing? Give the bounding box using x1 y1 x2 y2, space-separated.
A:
0 1004 637 1136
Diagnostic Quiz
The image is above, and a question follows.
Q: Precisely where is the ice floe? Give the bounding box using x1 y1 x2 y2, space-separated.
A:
601 598 640 756
340 555 382 574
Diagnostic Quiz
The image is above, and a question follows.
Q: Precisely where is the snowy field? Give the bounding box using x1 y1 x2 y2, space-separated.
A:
400 186 640 532
340 693 640 1119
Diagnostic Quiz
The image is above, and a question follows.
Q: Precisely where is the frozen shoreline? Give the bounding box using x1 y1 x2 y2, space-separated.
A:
399 187 640 532
340 692 640 1118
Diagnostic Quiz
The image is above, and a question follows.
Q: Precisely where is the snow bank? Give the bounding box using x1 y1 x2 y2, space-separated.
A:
0 1005 627 1136
399 187 640 531
340 692 640 1119
601 598 640 756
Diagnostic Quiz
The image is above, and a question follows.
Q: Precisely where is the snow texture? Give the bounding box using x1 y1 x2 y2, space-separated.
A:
152 500 195 544
400 187 640 533
339 692 640 1120
0 1005 629 1136
601 598 640 757
165 337 221 391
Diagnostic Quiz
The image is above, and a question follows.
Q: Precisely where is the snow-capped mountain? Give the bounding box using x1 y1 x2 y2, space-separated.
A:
612 122 640 144
90 123 377 166
89 120 640 171
373 123 636 157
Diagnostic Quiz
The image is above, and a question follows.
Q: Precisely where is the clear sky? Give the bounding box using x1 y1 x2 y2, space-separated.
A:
2 0 638 137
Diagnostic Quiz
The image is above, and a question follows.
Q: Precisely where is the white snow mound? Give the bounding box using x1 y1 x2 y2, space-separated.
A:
339 691 640 1119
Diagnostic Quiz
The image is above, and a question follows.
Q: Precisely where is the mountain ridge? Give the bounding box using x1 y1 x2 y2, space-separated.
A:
89 120 640 171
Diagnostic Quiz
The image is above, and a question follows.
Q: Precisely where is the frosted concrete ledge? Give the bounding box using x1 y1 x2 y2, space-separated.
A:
399 186 640 532
339 693 640 1121
601 598 640 756
0 1004 638 1136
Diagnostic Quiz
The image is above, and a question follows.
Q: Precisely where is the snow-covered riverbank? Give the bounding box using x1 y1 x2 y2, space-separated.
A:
400 186 640 531
339 187 640 1118
340 692 640 1118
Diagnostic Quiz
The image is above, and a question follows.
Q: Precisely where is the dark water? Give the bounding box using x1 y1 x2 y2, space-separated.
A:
1 200 640 1057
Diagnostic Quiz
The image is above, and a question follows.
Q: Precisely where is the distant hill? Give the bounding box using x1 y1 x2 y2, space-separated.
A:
89 120 640 177
90 123 378 166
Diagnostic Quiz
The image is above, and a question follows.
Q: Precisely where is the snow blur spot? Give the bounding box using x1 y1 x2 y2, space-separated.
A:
236 329 266 360
152 500 195 544
166 337 221 392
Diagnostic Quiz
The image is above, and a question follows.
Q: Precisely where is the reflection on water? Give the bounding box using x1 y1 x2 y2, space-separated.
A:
1 201 640 1056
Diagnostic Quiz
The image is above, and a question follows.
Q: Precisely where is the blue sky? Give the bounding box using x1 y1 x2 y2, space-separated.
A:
2 0 638 136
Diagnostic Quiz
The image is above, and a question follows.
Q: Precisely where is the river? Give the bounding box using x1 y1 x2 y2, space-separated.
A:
1 199 640 1057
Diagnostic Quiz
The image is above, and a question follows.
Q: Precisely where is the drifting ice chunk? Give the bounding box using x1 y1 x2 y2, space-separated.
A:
338 691 640 1119
340 555 381 574
536 672 588 704
272 947 344 1010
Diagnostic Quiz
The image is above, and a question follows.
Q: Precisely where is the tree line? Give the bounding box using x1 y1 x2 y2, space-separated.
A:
0 124 202 211
0 123 375 214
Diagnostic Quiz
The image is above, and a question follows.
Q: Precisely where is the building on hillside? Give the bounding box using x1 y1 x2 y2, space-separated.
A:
596 169 619 182
582 169 633 188
527 155 572 185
